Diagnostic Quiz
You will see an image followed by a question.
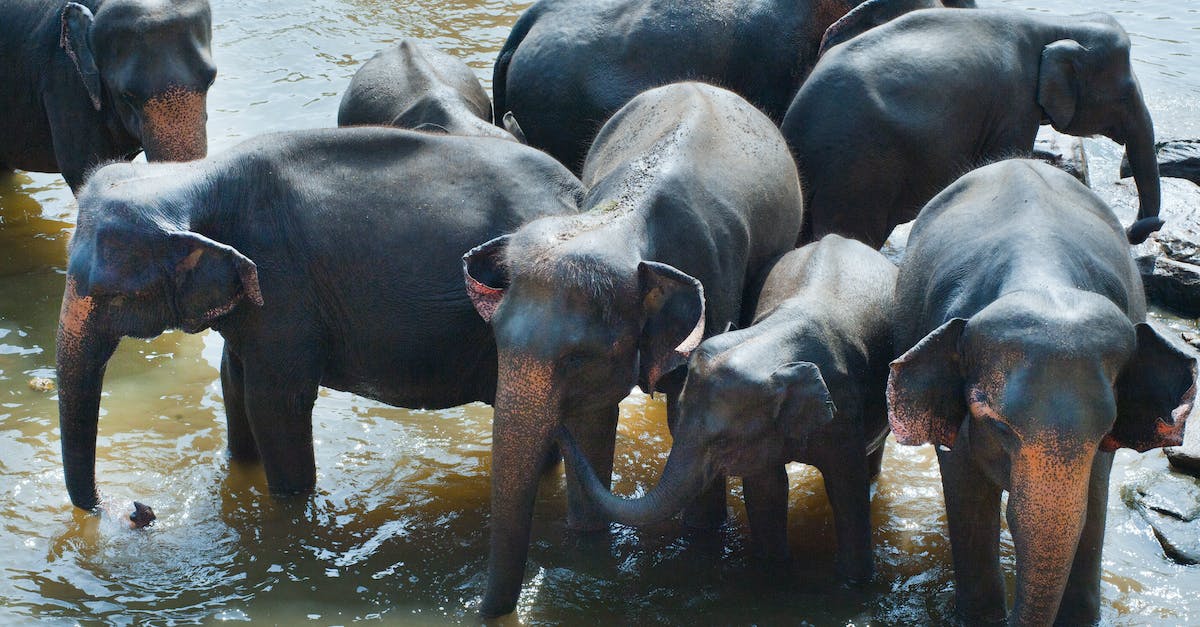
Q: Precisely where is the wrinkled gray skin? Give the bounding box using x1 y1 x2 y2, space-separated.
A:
0 0 214 192
56 127 582 517
494 0 974 173
890 159 1195 626
463 82 803 618
336 39 514 140
561 235 897 583
783 9 1164 248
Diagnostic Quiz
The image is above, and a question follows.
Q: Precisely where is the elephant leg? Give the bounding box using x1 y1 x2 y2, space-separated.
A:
220 346 258 462
562 403 619 531
937 447 1007 625
1054 451 1113 627
814 447 874 583
240 348 323 496
867 442 885 481
742 465 790 561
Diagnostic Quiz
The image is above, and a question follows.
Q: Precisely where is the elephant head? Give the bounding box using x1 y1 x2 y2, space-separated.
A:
462 231 704 617
60 0 215 162
57 186 261 511
1037 16 1162 243
887 292 1194 623
557 343 835 527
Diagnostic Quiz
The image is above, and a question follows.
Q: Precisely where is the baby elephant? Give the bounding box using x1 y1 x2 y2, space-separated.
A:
561 234 896 583
337 39 517 140
890 159 1194 625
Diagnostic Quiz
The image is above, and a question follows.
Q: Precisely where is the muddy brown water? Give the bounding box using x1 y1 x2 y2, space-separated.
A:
1 0 1199 624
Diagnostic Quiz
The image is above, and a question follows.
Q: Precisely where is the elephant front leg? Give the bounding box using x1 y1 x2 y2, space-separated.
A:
1054 452 1113 627
241 351 322 496
742 465 790 561
937 447 1007 625
814 447 874 583
562 404 619 531
220 346 258 462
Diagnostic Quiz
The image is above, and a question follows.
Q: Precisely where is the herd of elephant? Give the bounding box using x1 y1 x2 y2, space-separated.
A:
1 0 1193 624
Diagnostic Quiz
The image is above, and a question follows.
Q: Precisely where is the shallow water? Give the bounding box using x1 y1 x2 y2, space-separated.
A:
1 0 1198 624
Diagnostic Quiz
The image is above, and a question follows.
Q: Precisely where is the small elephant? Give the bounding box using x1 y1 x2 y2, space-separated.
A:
462 82 803 617
493 0 973 173
782 9 1164 247
56 127 583 514
337 39 517 140
0 0 215 192
889 159 1195 625
560 234 897 583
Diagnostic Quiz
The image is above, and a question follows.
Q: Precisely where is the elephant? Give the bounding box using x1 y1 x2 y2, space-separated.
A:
781 9 1164 248
0 0 215 192
337 39 518 140
462 82 804 617
558 234 897 583
888 159 1195 626
56 126 583 514
493 0 974 173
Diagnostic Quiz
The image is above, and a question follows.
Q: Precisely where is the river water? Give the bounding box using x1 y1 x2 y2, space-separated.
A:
1 0 1198 624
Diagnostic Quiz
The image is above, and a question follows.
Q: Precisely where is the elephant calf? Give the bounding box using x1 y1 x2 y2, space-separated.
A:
337 39 517 140
561 234 897 583
783 8 1164 247
0 0 215 192
56 127 583 514
462 82 803 617
889 159 1194 625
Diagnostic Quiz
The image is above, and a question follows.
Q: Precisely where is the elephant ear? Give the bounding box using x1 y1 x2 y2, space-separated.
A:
1038 39 1086 131
887 318 968 449
462 235 511 323
772 361 836 444
169 232 263 332
1104 323 1197 452
60 2 103 111
637 261 704 395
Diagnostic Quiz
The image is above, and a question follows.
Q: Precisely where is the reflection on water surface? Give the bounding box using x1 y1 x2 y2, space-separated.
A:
1 0 1198 623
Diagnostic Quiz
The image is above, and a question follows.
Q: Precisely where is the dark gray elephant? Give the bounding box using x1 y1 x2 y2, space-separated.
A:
782 9 1164 247
0 0 215 192
493 0 974 173
889 159 1194 625
337 39 516 140
559 234 896 583
56 127 582 514
462 82 803 617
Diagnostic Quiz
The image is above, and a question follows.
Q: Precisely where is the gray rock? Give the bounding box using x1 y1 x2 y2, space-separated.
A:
1032 126 1090 186
1124 471 1200 565
1099 177 1200 316
1167 397 1200 477
1121 139 1200 186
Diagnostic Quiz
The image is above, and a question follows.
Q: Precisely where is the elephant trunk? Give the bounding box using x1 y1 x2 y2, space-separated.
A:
558 425 707 527
140 88 209 162
480 360 560 618
1005 444 1097 626
1122 88 1163 244
56 278 119 511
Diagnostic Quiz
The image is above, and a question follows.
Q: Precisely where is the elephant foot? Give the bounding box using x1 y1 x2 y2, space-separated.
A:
835 554 874 586
954 608 1007 627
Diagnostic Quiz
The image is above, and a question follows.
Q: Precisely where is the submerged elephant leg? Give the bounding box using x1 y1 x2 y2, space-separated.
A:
1054 452 1113 627
562 404 619 531
220 346 258 462
867 442 886 481
240 348 322 496
937 446 1007 625
814 446 874 583
742 465 790 561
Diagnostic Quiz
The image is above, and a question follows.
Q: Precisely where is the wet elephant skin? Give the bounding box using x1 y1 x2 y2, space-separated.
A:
783 8 1164 248
888 159 1195 626
0 0 215 192
560 234 897 584
493 0 974 174
54 126 583 516
463 82 804 618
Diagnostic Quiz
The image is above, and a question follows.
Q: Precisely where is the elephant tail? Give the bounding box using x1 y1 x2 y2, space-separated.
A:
492 5 540 127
